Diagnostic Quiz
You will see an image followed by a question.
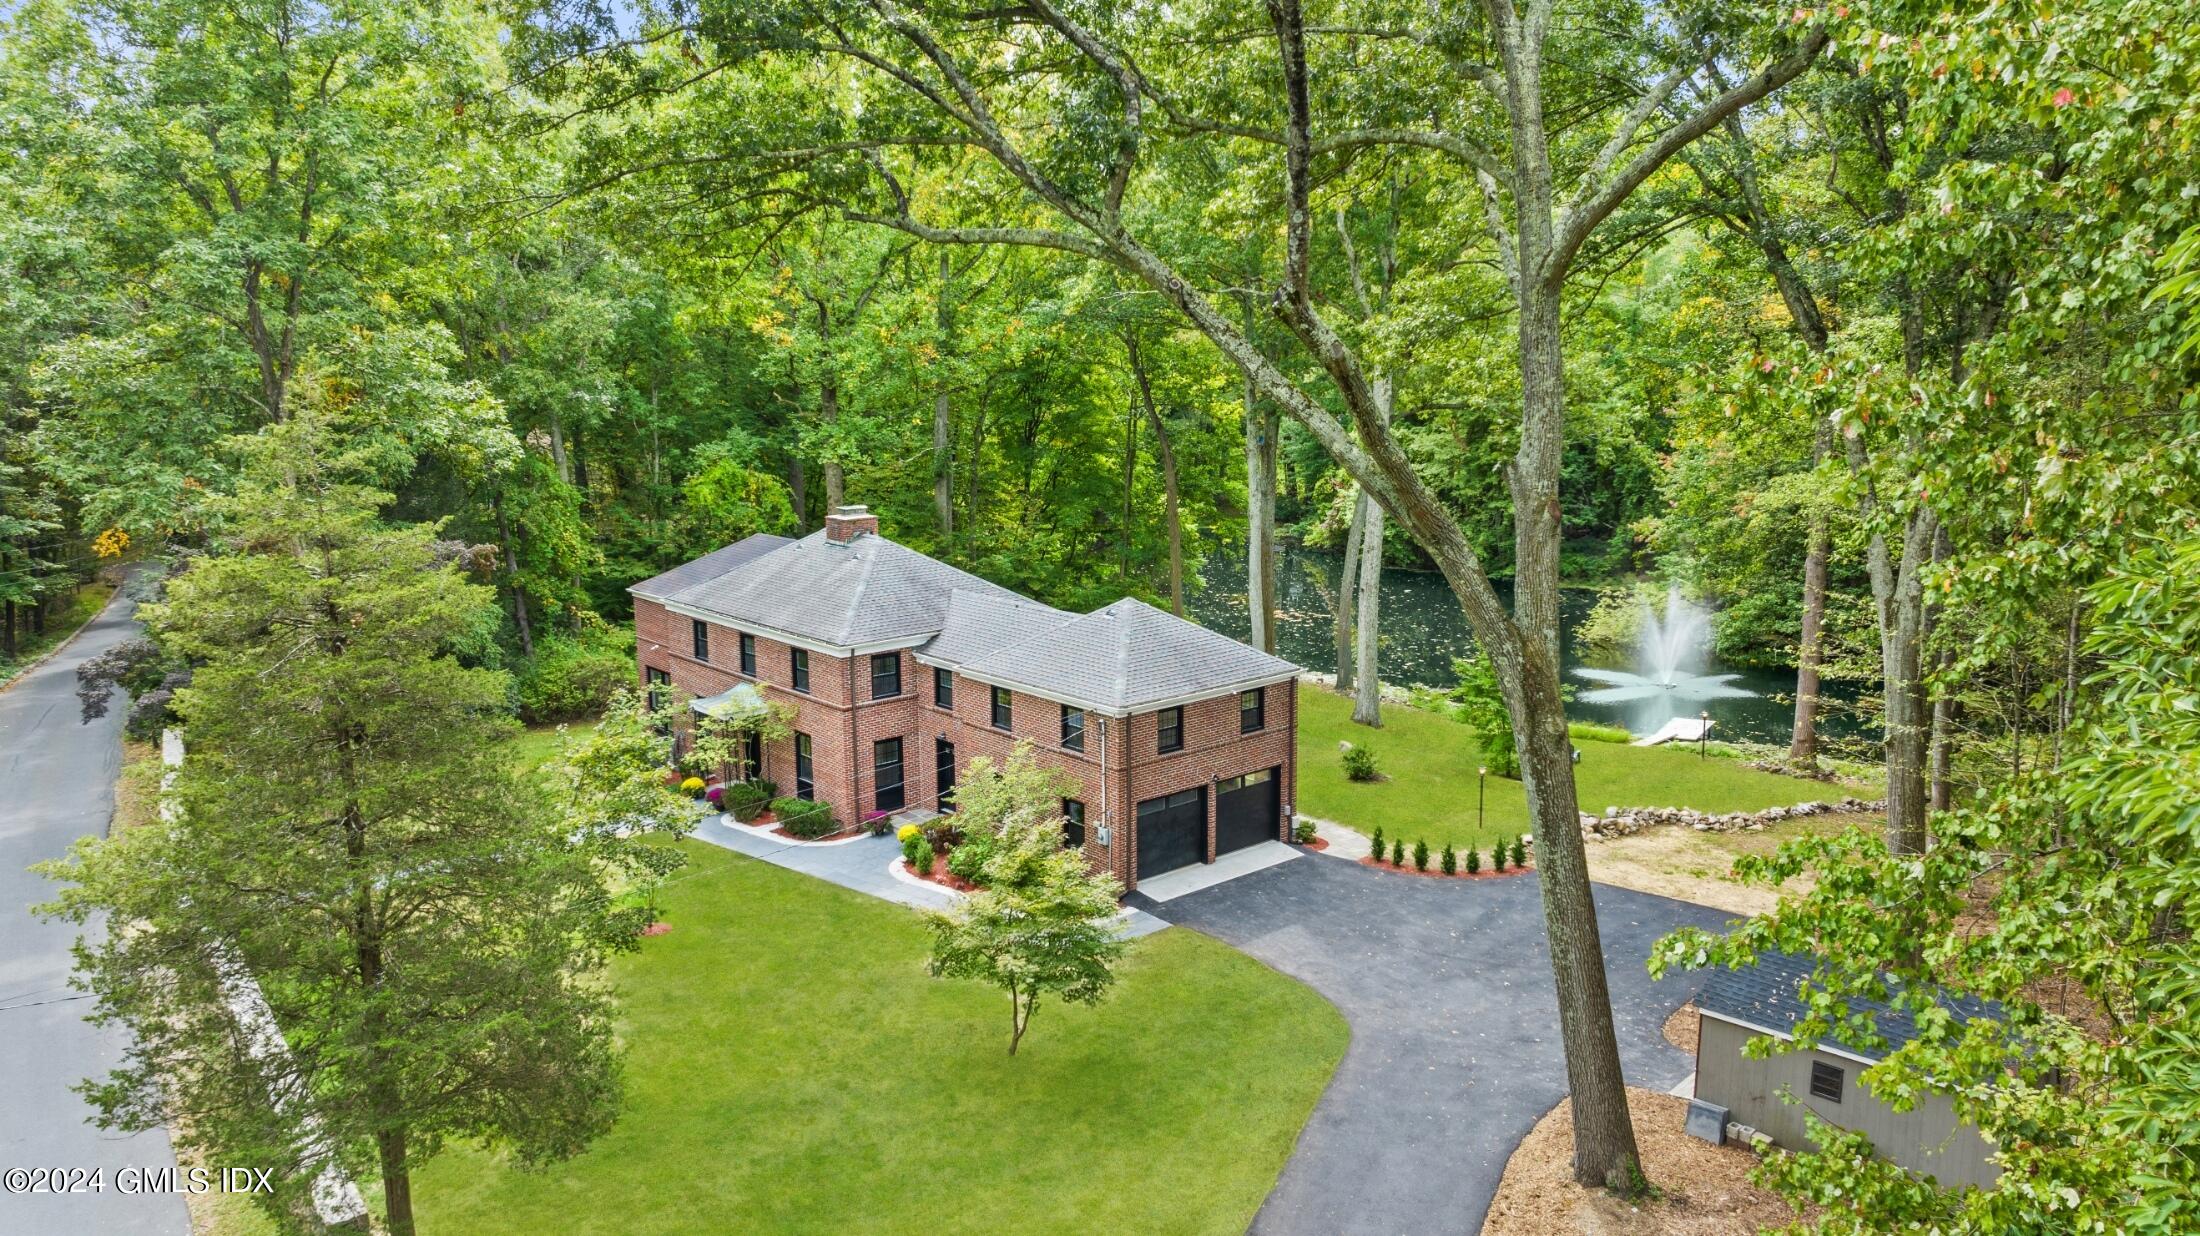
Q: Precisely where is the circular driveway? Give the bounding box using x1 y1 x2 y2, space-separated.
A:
1133 851 1733 1235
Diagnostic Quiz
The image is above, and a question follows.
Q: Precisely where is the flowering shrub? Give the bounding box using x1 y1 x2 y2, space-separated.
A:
897 823 922 842
680 776 706 796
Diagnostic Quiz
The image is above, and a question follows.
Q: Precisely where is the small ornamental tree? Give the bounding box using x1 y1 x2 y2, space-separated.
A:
925 812 1126 1054
1390 838 1406 866
1370 826 1385 861
1492 840 1509 873
1511 837 1528 870
684 698 795 783
1449 654 1519 779
1466 846 1482 875
1412 839 1429 871
1441 844 1456 875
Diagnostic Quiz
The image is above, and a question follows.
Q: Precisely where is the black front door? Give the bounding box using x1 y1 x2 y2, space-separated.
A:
935 739 956 811
1136 787 1206 879
1216 767 1280 856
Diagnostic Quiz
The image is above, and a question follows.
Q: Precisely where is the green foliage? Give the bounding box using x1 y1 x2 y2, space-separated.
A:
1567 721 1633 745
924 810 1128 1054
946 832 996 883
770 797 838 839
1293 819 1317 844
1341 745 1379 782
907 836 935 876
1439 844 1455 875
515 626 635 723
1411 839 1428 872
1490 840 1507 873
1465 846 1480 875
1369 826 1384 860
1389 838 1405 867
1447 655 1517 779
38 423 649 1230
1509 837 1526 870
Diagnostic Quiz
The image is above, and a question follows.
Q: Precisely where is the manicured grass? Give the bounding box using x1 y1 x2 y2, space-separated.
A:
412 844 1347 1236
0 581 116 687
1296 683 1855 852
504 721 576 783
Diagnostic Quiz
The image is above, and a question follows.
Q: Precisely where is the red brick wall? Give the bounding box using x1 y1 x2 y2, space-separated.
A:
638 598 1296 890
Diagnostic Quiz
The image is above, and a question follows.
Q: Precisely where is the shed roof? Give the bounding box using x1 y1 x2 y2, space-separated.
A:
1695 950 2003 1062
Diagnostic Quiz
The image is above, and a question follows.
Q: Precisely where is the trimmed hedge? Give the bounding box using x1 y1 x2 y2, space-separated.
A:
771 796 839 838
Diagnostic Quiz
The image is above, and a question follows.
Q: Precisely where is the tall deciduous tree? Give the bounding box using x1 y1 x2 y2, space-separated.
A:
523 0 1828 1183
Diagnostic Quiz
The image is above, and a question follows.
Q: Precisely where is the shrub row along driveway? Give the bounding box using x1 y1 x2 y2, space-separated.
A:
1136 853 1731 1236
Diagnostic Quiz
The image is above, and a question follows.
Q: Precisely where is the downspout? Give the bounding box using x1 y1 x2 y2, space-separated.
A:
1097 715 1112 885
847 654 860 820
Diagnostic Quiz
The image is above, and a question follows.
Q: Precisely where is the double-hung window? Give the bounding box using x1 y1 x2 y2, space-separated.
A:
791 648 810 693
739 633 757 676
1062 799 1086 849
1157 706 1184 754
933 666 954 709
1240 688 1265 733
691 619 710 662
1060 705 1086 753
871 652 902 699
991 686 1013 731
794 733 815 800
873 738 905 813
644 667 670 713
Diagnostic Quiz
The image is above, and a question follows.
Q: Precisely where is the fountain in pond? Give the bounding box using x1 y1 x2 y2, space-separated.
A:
1572 587 1757 732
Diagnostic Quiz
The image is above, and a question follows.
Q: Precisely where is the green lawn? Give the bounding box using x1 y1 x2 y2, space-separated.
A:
505 721 576 783
1296 683 1858 852
413 843 1347 1236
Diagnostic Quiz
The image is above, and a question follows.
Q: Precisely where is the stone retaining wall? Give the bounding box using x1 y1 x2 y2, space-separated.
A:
1576 796 1885 841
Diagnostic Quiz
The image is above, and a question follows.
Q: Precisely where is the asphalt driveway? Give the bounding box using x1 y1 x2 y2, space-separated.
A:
1135 851 1733 1236
0 583 188 1235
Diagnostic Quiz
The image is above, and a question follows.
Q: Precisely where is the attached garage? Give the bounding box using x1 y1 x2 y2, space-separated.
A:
1215 767 1280 857
1136 786 1207 880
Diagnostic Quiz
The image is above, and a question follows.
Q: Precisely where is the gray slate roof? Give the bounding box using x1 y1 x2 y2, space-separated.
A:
1696 950 2002 1062
629 534 793 602
661 530 1024 648
955 596 1300 714
920 590 1076 669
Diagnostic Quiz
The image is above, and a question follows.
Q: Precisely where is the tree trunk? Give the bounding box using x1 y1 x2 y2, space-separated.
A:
1351 376 1392 726
1240 296 1277 653
1511 278 1641 1188
934 252 955 542
3 600 15 658
547 412 571 486
1127 336 1184 614
376 1127 414 1236
817 301 845 511
1121 396 1138 583
491 492 533 658
1334 490 1367 692
1790 426 1833 767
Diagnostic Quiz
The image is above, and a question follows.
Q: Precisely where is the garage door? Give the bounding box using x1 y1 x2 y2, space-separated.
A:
1136 787 1206 879
1216 767 1280 856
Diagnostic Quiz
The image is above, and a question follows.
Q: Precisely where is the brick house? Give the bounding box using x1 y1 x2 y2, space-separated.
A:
630 505 1301 893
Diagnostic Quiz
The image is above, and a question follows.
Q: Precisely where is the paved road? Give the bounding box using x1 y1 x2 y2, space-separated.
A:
0 586 190 1235
1137 853 1733 1236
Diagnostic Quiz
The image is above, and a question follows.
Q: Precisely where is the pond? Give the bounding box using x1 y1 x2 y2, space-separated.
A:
1187 542 1864 748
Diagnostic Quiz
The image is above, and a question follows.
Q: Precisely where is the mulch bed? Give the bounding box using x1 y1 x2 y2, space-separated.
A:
1297 835 1330 852
904 854 980 893
1358 856 1534 880
640 922 672 937
768 821 869 843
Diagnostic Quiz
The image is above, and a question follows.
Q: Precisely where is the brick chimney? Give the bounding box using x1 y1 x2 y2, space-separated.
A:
824 504 879 543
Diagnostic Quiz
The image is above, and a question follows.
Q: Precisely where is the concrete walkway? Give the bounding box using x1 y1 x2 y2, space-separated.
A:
687 815 1170 937
1135 852 1731 1236
1 584 189 1236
